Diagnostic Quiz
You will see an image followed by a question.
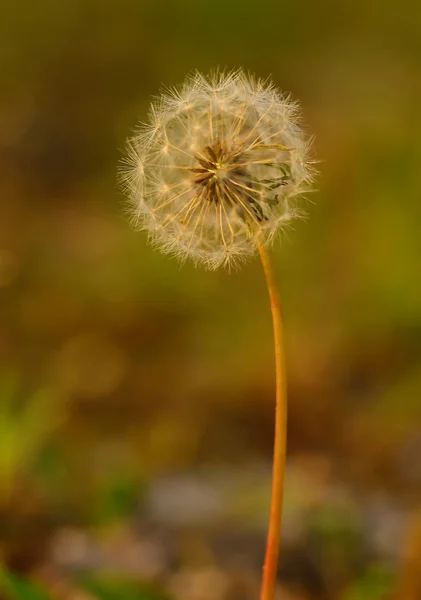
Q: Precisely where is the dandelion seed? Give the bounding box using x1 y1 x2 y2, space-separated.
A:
121 69 315 269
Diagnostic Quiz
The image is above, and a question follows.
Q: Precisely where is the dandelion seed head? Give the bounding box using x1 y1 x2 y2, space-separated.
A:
121 69 316 269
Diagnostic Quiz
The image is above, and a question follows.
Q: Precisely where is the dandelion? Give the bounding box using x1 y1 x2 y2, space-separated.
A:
121 70 314 270
120 70 316 600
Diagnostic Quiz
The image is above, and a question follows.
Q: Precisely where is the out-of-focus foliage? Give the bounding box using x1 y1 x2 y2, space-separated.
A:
1 0 421 598
77 575 171 600
0 374 65 506
343 564 394 600
0 567 53 600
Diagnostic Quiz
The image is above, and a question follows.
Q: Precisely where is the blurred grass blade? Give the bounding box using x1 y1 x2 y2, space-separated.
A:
0 567 53 600
342 563 394 600
80 575 170 600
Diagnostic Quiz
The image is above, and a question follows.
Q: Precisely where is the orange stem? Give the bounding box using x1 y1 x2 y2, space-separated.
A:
395 510 421 600
258 244 288 600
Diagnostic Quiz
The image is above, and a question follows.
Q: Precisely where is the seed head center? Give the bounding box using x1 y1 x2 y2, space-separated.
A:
214 164 229 180
191 140 238 190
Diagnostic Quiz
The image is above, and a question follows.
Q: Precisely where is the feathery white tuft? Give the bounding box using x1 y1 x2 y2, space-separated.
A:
121 70 315 269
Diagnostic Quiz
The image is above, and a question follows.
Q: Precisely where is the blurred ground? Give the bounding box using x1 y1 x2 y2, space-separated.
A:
1 1 421 599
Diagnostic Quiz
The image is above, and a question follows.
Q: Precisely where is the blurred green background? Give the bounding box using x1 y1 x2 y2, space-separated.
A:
1 1 421 599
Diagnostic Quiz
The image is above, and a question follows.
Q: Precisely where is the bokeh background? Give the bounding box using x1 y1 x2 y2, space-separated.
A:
1 1 421 599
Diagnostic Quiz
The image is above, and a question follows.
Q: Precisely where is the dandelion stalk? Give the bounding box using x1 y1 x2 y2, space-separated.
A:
258 243 287 600
395 510 421 600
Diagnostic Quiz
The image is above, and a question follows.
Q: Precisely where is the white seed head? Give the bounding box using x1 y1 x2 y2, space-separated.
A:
121 70 315 270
